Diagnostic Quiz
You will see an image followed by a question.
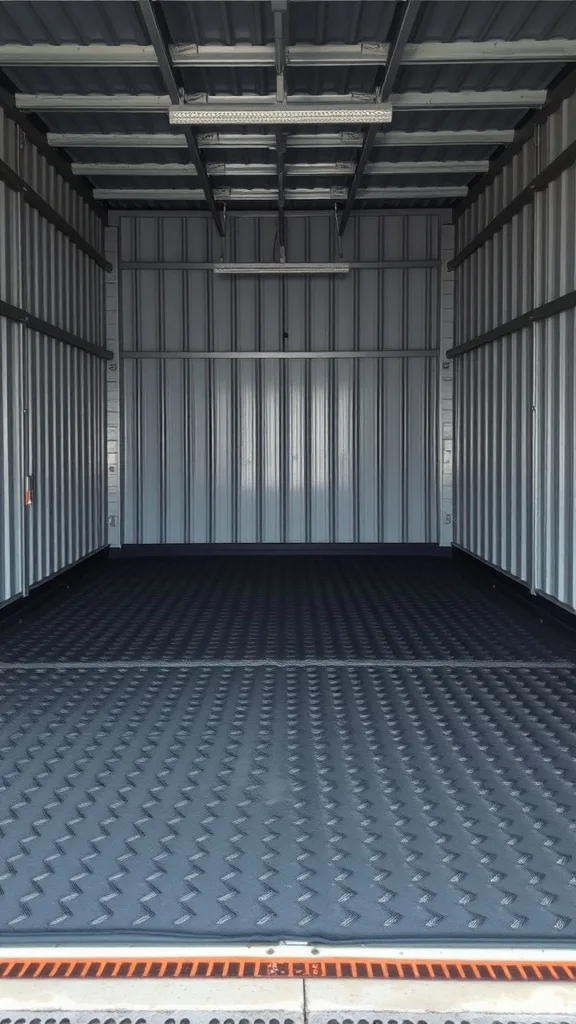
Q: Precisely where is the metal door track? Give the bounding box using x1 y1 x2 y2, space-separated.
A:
2 953 576 981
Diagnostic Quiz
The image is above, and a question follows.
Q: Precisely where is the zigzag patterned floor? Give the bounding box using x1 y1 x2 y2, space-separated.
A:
0 556 575 944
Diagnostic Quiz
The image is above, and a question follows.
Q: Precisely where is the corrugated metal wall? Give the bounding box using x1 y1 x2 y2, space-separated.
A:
112 211 446 546
0 109 24 605
0 108 107 609
0 318 24 605
455 85 576 612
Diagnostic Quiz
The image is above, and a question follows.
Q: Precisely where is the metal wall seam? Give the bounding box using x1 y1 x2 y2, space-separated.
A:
454 80 576 613
117 211 443 546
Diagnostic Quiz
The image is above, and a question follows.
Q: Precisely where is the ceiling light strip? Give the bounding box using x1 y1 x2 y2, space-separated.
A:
212 263 350 274
169 105 392 125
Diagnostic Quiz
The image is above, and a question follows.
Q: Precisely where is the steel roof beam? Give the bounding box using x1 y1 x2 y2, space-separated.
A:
73 159 489 177
18 90 547 111
4 39 576 66
136 0 223 235
93 185 466 201
271 0 288 253
48 129 515 149
340 0 422 235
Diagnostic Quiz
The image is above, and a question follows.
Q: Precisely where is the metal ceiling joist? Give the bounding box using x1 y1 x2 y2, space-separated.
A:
47 129 516 150
93 186 467 201
3 39 576 66
16 90 548 111
72 160 489 177
339 0 422 235
136 0 223 235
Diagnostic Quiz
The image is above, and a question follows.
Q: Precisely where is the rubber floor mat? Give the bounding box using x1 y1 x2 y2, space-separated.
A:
1 660 576 943
0 557 573 663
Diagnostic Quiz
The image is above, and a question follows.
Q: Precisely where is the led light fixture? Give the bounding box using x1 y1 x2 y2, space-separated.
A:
169 105 392 125
213 263 350 274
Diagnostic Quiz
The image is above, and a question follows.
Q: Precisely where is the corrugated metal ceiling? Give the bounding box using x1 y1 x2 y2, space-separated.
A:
0 0 576 211
3 1 575 47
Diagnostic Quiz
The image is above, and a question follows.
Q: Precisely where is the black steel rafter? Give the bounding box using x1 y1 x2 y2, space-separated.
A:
272 1 288 257
276 129 287 255
339 0 422 235
137 0 224 235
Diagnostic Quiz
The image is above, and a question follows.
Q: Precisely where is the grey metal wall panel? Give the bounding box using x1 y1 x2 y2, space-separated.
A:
0 114 22 306
122 354 438 545
455 82 576 613
19 131 105 346
117 212 443 546
0 108 107 609
458 141 536 247
0 316 25 605
533 309 576 610
25 333 107 585
454 328 533 586
119 210 441 264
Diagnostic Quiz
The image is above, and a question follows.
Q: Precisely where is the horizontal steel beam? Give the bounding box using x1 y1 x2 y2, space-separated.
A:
94 185 467 201
121 259 440 269
3 39 576 66
392 89 546 109
17 90 547 111
363 159 488 174
401 38 576 64
73 159 488 177
48 129 515 150
0 156 111 269
0 298 113 359
449 136 576 270
447 287 576 357
121 348 437 358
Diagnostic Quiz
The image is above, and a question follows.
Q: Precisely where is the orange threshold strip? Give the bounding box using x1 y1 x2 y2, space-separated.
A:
0 959 576 981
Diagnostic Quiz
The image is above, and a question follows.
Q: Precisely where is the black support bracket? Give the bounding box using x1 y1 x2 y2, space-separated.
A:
0 156 112 271
455 65 576 221
0 298 113 360
0 77 104 219
447 288 576 358
449 137 576 272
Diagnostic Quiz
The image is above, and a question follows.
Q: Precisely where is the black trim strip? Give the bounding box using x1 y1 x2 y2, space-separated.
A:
454 65 576 220
0 548 109 630
0 156 111 271
111 543 451 557
449 137 576 272
0 298 113 360
453 546 576 635
0 78 104 219
447 287 576 358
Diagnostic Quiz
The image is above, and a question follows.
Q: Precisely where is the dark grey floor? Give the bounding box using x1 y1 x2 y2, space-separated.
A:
1 556 574 663
0 556 576 945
